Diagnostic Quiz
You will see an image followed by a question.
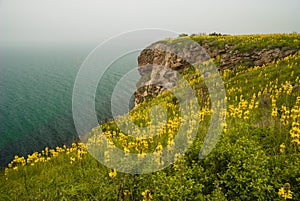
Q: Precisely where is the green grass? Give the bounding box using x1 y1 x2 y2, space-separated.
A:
1 35 300 200
190 33 300 52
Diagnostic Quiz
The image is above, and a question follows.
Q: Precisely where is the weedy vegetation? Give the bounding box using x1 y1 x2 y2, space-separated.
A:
1 34 300 200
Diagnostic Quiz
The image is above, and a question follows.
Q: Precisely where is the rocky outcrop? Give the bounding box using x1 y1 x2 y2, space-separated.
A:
199 41 298 69
217 47 297 68
134 41 210 105
134 39 298 105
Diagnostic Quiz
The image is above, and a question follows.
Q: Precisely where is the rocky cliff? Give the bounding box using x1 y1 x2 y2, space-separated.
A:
134 37 299 105
200 41 297 68
134 40 209 105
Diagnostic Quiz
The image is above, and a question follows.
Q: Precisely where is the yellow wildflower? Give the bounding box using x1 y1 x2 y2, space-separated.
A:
280 143 285 153
278 183 292 200
109 169 117 179
155 143 163 152
141 189 152 201
70 157 76 164
123 190 131 197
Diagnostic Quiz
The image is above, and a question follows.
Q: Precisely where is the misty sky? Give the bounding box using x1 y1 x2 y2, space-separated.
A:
0 0 299 44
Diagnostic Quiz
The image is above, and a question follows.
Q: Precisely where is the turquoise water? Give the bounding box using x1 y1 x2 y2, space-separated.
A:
0 44 139 166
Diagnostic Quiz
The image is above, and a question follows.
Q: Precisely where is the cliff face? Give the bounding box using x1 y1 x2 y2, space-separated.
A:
134 41 210 105
200 41 297 68
134 38 298 105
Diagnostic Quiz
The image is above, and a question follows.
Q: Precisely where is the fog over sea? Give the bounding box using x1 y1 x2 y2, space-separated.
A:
0 44 139 167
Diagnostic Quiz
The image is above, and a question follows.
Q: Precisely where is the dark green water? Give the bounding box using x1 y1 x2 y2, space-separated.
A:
0 44 139 166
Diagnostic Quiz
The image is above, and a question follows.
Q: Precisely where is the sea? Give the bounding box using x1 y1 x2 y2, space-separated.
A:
0 43 139 167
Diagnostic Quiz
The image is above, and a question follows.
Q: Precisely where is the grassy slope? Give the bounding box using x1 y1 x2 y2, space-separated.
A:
1 34 300 201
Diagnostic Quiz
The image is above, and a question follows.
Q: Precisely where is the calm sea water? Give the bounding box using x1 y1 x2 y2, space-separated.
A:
0 44 139 166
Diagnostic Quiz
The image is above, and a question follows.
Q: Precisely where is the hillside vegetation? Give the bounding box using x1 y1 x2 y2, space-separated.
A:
1 34 300 200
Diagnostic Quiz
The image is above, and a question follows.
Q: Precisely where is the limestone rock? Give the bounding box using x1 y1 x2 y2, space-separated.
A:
134 39 299 105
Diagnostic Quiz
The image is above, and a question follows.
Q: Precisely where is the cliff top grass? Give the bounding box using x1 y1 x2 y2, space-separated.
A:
191 33 300 52
158 33 300 53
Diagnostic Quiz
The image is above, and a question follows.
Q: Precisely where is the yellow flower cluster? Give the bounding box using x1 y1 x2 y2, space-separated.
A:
280 143 285 153
6 155 26 173
228 94 256 120
222 52 300 154
290 122 300 146
280 105 291 126
67 142 87 164
271 97 278 118
278 183 292 200
108 169 117 179
123 190 131 197
87 88 211 168
287 97 300 147
141 189 152 201
5 142 87 177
